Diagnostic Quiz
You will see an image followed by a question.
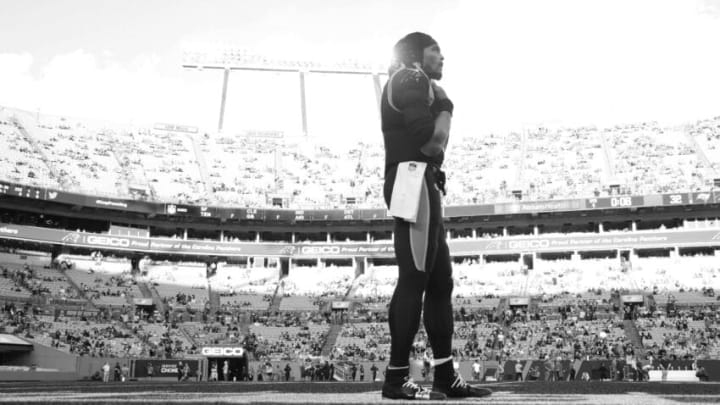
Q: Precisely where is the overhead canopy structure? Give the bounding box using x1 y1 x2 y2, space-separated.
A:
0 334 33 353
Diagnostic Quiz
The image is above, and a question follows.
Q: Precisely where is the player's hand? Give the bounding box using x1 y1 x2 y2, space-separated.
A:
431 81 449 100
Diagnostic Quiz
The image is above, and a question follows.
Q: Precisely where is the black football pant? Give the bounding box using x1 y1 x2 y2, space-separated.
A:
384 165 454 367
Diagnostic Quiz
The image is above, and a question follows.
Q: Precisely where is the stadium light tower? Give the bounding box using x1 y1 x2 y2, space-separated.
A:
182 48 388 133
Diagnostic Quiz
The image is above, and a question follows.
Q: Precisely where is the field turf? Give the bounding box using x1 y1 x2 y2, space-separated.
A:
0 380 719 404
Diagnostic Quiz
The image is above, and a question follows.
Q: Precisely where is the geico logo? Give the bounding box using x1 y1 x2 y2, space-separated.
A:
86 236 130 247
301 246 340 255
508 240 550 250
201 347 245 356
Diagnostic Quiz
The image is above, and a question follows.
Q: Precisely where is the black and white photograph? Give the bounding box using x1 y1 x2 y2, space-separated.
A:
1 0 720 403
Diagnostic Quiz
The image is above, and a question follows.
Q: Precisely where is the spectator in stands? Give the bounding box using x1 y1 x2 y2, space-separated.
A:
102 362 110 383
695 361 709 382
284 363 292 381
114 362 121 382
209 361 218 381
183 362 190 381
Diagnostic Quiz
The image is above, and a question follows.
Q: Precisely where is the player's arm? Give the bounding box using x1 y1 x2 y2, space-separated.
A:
422 111 451 156
392 70 450 155
422 82 453 156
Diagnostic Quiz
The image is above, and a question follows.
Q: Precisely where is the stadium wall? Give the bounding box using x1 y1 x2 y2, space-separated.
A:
0 342 78 381
76 356 132 380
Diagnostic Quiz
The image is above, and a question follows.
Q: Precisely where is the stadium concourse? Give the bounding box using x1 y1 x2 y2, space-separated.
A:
1 104 720 404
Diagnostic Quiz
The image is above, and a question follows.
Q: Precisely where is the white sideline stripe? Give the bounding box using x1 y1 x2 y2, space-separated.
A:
2 390 718 404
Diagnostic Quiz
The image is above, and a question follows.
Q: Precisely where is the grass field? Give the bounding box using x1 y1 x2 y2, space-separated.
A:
0 380 719 404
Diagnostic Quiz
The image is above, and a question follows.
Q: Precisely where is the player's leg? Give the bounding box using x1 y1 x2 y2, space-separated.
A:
423 203 492 397
383 170 444 400
383 217 430 399
423 232 455 378
418 171 456 386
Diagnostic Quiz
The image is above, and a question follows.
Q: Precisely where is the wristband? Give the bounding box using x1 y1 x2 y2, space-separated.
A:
435 98 454 115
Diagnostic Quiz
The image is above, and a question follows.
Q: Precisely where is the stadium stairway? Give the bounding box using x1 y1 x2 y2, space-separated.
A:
147 284 168 314
61 270 98 310
137 282 153 300
495 298 507 321
187 134 214 198
646 295 657 311
179 324 198 349
623 319 645 356
268 284 282 313
10 115 72 190
320 323 343 357
208 286 220 312
599 127 616 179
684 130 715 169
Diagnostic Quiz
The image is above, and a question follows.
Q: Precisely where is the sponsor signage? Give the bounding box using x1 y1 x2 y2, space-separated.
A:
508 297 530 306
451 229 720 254
495 199 585 215
133 298 154 306
201 347 246 357
1 223 720 257
331 301 351 310
297 244 395 258
153 123 199 134
621 295 644 303
133 359 199 378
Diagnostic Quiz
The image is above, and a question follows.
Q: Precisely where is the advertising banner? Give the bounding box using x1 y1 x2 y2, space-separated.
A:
133 359 199 378
133 298 154 306
200 347 246 357
621 295 644 304
331 301 351 310
294 244 395 258
1 223 720 257
495 199 585 215
508 297 531 306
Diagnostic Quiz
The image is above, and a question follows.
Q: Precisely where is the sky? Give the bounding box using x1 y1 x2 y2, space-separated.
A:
1 0 719 139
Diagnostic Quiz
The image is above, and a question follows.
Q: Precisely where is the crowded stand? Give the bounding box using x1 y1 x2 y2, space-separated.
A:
9 109 126 197
60 262 141 307
5 305 198 359
519 127 606 202
606 122 716 195
4 248 720 373
690 116 720 172
279 265 354 300
3 102 720 383
1 105 718 208
210 263 276 310
0 267 33 299
332 322 391 362
0 252 83 301
140 261 209 310
111 128 207 203
635 312 720 360
0 109 61 189
249 323 329 361
350 265 395 309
